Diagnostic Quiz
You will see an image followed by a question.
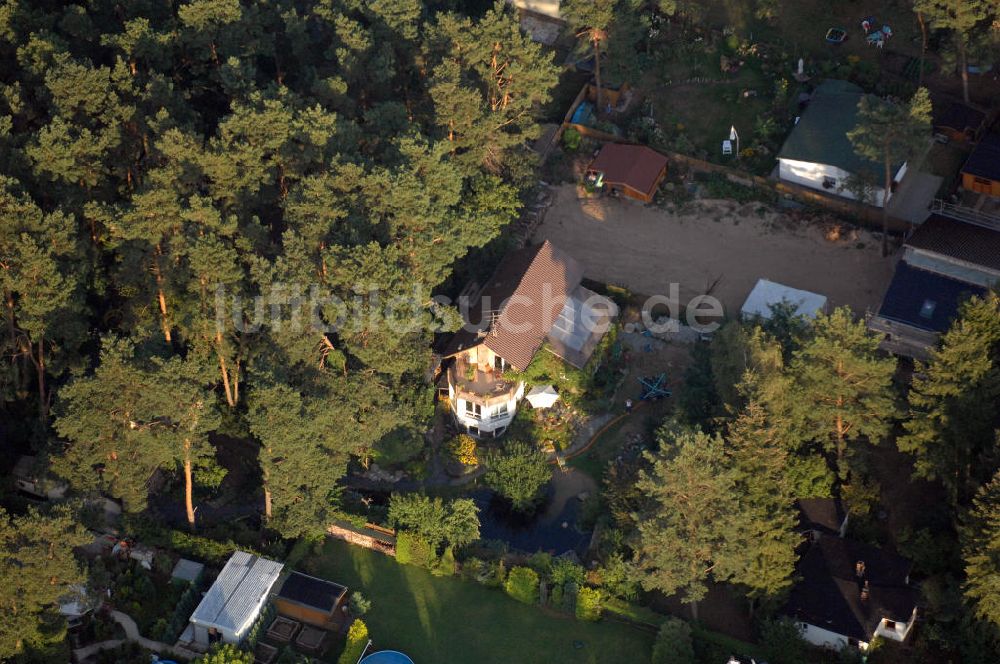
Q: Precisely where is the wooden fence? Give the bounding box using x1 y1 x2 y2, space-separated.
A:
327 521 396 556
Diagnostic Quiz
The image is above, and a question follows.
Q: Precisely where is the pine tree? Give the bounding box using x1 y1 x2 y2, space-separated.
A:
53 338 220 527
636 425 738 619
0 177 87 425
898 293 1000 506
426 2 558 174
722 403 800 606
962 468 1000 628
787 307 897 479
562 0 616 116
246 381 354 537
847 88 932 256
913 0 997 102
0 505 89 659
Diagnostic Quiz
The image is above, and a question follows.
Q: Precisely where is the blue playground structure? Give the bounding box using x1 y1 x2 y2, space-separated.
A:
638 373 671 401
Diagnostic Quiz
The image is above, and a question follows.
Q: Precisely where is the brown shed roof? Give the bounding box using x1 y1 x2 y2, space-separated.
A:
907 214 1000 271
588 143 668 196
443 240 584 370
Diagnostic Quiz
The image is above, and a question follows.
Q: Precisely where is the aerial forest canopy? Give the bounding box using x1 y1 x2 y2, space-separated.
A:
0 0 558 534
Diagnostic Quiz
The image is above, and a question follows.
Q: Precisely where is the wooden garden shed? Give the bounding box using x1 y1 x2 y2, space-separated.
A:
961 133 1000 197
272 571 348 628
587 143 668 203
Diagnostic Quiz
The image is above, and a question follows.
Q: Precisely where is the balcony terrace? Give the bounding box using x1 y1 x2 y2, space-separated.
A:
448 360 517 405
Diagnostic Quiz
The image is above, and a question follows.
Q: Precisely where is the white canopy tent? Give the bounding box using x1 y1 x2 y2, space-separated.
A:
525 384 560 409
740 279 827 321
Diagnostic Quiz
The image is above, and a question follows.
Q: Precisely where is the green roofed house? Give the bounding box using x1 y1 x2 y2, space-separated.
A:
778 80 907 207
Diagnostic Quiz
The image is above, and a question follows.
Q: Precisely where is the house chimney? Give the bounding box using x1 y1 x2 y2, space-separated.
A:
855 560 866 578
860 580 870 603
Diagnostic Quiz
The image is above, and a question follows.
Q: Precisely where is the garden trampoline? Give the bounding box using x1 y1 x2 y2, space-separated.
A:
360 652 415 664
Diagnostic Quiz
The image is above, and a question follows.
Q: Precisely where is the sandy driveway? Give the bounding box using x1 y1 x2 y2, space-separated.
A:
535 184 897 318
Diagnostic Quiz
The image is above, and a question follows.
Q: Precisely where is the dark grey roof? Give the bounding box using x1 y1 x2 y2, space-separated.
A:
933 102 985 133
796 498 847 537
877 262 986 333
907 214 1000 271
784 536 917 641
275 572 347 613
777 80 891 176
962 133 1000 181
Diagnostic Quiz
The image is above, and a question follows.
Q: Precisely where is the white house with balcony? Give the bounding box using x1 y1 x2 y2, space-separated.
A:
441 240 615 438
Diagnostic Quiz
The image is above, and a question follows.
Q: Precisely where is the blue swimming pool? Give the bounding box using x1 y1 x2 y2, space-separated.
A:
360 651 415 664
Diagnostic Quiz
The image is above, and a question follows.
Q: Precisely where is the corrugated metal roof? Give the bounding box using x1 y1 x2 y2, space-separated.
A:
190 551 284 634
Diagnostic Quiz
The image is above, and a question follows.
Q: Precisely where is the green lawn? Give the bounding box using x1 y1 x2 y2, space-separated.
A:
307 539 654 664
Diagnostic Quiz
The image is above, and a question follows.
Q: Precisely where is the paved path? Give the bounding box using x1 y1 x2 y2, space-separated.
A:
72 611 200 662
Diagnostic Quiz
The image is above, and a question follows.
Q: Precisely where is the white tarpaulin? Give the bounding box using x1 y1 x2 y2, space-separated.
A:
741 279 827 321
525 385 560 409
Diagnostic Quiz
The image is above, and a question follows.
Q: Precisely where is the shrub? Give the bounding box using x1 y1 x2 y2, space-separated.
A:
759 618 810 664
550 557 586 586
575 586 602 622
395 531 435 568
562 127 581 151
485 441 551 512
550 583 564 608
196 643 253 663
595 553 639 601
446 434 478 466
527 552 553 576
460 556 485 581
338 619 370 664
504 566 540 605
485 559 507 588
561 581 579 612
652 618 695 664
431 546 457 577
349 592 372 617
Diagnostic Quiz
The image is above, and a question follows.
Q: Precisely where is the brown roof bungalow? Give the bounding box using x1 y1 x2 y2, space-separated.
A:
587 143 668 203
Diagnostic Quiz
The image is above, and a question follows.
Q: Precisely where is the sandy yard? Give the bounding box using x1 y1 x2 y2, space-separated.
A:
535 184 897 318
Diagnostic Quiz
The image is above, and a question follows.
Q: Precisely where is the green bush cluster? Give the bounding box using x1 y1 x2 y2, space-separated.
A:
195 644 254 664
152 580 202 643
242 603 276 653
504 566 540 605
126 517 255 565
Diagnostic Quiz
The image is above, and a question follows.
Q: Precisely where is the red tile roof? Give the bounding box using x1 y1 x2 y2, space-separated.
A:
443 240 583 370
588 143 668 196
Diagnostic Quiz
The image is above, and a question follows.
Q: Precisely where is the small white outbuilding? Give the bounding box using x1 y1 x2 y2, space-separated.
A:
187 551 283 646
740 279 827 321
